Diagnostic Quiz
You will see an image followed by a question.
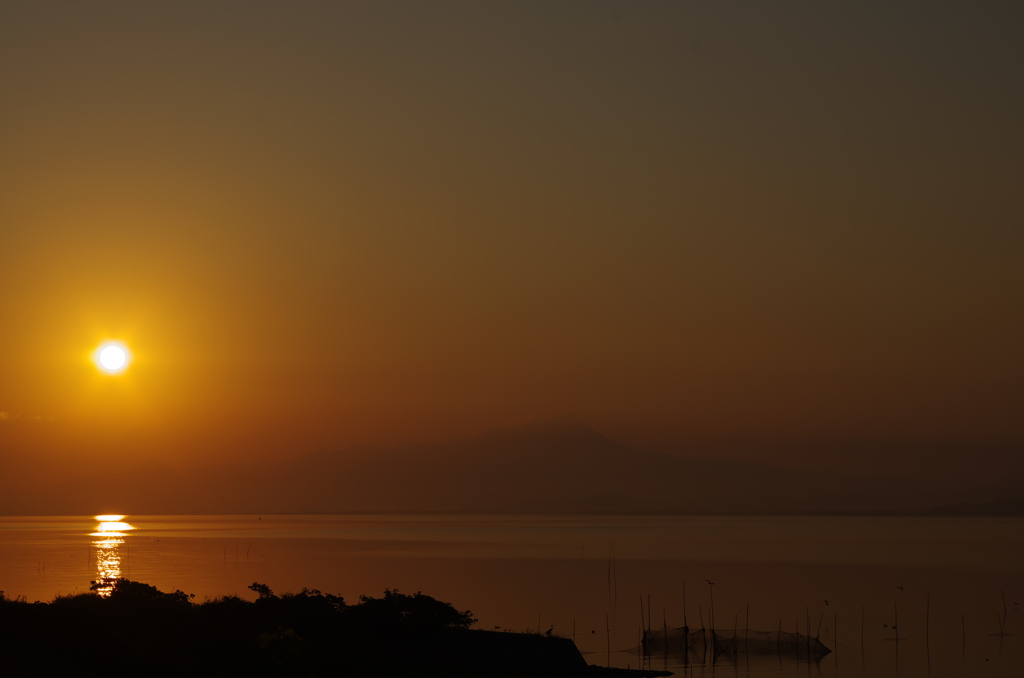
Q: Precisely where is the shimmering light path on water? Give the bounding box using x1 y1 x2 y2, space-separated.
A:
1 515 1021 677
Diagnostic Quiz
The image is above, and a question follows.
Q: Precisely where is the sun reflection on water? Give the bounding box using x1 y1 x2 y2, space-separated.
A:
90 514 134 597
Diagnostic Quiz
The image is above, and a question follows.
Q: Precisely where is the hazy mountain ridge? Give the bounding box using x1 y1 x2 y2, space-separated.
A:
923 496 1024 516
2 420 1021 516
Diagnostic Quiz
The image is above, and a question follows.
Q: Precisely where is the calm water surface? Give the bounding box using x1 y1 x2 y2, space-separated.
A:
1 514 1021 677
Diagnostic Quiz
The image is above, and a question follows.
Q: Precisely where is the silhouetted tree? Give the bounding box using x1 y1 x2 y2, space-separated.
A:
248 581 275 600
351 589 476 636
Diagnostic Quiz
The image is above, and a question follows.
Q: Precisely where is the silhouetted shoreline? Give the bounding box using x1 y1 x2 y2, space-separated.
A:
0 578 669 677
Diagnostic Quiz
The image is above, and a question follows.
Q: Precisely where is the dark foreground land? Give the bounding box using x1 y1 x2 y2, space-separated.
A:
0 579 668 677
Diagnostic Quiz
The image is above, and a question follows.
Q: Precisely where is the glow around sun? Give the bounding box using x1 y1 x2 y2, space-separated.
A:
95 342 131 373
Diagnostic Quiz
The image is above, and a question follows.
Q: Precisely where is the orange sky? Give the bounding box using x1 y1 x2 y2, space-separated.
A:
1 2 1022 468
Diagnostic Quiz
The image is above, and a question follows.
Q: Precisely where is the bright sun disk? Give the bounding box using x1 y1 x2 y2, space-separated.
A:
96 343 130 373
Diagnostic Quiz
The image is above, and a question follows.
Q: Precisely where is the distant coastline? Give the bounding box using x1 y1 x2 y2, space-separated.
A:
1 504 1023 518
3 420 1021 517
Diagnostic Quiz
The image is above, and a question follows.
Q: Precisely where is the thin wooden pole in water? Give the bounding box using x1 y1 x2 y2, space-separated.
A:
834 612 838 666
707 582 716 655
662 609 669 669
805 608 810 655
640 594 646 650
681 579 687 622
611 545 618 618
926 592 931 669
607 547 612 610
961 614 966 656
663 608 668 652
745 603 749 652
698 605 706 658
647 594 652 646
894 601 899 672
707 582 715 630
682 579 689 663
795 619 800 667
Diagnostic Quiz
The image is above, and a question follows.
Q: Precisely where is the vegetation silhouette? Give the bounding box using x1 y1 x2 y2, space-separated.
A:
0 578 661 677
0 577 483 676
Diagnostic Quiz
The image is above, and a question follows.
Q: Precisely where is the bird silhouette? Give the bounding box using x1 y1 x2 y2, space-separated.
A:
705 580 715 586
823 600 829 606
896 584 904 590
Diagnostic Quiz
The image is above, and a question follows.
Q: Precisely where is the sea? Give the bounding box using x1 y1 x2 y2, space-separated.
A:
1 514 1021 677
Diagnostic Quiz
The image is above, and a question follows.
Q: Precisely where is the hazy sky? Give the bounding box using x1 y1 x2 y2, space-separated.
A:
1 1 1022 466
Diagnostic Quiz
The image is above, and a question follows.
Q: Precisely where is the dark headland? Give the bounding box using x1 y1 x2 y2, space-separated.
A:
0 578 670 677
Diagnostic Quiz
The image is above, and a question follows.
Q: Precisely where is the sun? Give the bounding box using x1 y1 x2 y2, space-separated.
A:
95 342 131 374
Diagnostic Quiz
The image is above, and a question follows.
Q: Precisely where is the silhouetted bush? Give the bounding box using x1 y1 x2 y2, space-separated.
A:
0 578 487 676
351 588 477 637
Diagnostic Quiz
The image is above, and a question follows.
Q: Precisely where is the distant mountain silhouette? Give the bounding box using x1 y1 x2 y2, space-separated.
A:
3 419 1021 515
921 495 1024 516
